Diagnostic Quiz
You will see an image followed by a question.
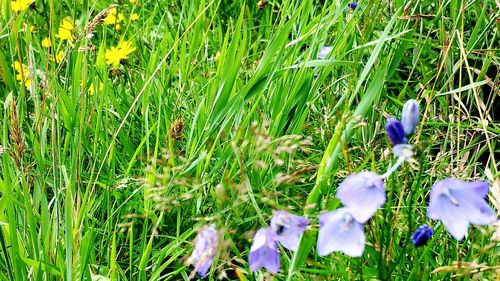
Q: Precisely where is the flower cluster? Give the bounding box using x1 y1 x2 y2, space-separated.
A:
319 171 385 256
386 99 418 146
249 211 310 273
188 100 497 277
9 1 142 92
12 61 31 88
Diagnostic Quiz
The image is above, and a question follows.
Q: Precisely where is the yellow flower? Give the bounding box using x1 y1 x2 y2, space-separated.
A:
115 24 122 31
104 7 125 25
81 81 103 95
56 18 74 41
89 83 103 95
129 0 138 4
41 37 51 48
130 13 139 21
55 50 65 63
11 0 33 12
105 40 136 67
12 61 31 88
117 40 136 55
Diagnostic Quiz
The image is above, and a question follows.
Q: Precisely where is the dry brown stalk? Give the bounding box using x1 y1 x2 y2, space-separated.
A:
9 98 25 168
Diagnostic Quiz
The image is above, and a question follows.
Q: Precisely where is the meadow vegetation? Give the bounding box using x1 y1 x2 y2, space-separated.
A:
0 0 499 280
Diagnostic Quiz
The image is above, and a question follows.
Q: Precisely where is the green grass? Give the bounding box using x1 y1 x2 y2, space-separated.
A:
0 0 499 280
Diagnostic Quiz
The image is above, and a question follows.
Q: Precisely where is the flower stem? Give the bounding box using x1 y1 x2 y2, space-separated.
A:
381 156 406 179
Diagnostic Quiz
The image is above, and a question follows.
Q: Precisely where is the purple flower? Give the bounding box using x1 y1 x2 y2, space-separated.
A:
336 171 385 223
401 99 419 135
348 2 358 9
317 45 333 60
249 228 280 274
317 208 365 257
386 118 407 145
427 178 497 240
411 224 433 247
189 225 220 278
270 211 310 251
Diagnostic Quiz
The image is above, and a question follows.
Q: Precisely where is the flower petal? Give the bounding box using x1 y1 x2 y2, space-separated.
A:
452 187 497 225
436 195 470 240
411 224 433 247
317 46 333 59
249 228 280 274
463 180 490 198
386 118 407 145
401 99 419 135
190 225 220 277
347 2 358 9
197 259 212 278
264 247 280 274
270 211 310 251
336 171 385 223
317 208 365 257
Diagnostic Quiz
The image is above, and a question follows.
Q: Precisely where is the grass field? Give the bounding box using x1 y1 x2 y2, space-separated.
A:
0 0 499 280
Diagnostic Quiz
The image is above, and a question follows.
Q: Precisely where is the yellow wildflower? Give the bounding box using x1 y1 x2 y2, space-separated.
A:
129 0 138 4
104 7 125 25
117 40 136 54
56 18 74 41
55 51 65 63
115 24 122 31
105 40 136 67
10 0 33 12
12 61 31 88
81 81 103 95
89 83 96 95
130 13 139 21
89 83 103 95
41 37 51 48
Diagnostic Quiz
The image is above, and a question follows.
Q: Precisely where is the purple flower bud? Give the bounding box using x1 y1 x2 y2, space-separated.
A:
386 118 407 145
401 99 419 135
317 45 333 60
270 210 310 251
249 228 280 274
427 178 497 240
317 208 365 257
189 225 220 278
411 224 433 247
336 171 385 223
348 2 358 9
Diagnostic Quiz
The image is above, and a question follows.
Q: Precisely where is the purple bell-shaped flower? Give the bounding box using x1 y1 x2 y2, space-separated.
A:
189 225 220 278
270 210 310 251
336 171 386 223
401 99 419 135
249 228 280 274
411 224 433 247
386 118 407 145
427 178 497 240
317 208 365 257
